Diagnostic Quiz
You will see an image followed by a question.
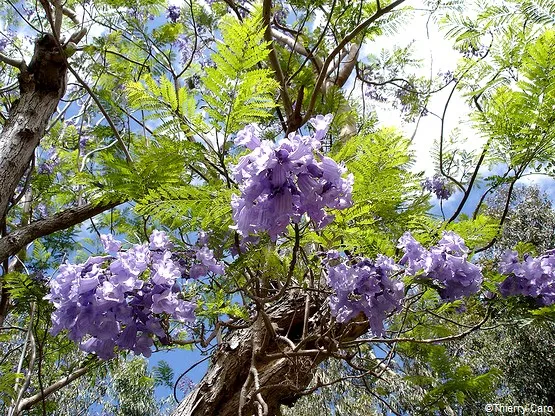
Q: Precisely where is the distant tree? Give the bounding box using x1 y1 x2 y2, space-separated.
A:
48 357 174 416
483 185 555 257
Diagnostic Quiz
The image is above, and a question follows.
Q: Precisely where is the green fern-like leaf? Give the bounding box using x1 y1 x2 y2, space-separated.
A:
202 11 279 136
126 73 205 138
522 0 555 26
445 215 500 251
135 184 233 231
4 272 46 305
324 128 429 255
86 138 201 203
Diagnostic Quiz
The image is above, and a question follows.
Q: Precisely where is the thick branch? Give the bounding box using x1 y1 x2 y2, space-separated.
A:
63 6 87 44
16 365 92 412
263 0 293 117
0 52 24 68
303 0 406 123
52 0 63 40
327 43 360 89
0 201 122 264
173 293 368 416
0 34 68 222
270 29 323 73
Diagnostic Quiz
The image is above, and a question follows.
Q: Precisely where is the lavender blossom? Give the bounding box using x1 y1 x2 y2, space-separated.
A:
37 150 60 175
308 114 333 141
274 6 287 25
498 250 555 306
175 35 192 66
46 230 197 359
398 231 483 301
101 234 122 253
149 229 173 250
422 175 452 200
21 4 34 18
166 5 180 23
231 116 353 240
36 203 48 218
0 37 8 52
327 255 404 335
79 135 90 151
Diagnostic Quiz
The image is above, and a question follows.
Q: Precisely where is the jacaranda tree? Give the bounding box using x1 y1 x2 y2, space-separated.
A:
1 0 555 415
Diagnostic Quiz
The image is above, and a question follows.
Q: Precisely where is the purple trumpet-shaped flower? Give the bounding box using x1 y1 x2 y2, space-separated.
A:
422 175 452 200
189 246 225 278
498 250 555 306
309 114 333 142
0 37 8 52
36 203 48 218
397 232 429 276
45 230 197 359
37 150 60 174
235 124 261 150
149 229 173 250
397 231 483 301
326 255 404 336
231 116 353 240
101 234 122 253
325 232 484 331
166 5 180 23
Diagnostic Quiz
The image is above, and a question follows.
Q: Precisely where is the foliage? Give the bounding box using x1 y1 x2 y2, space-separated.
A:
327 127 429 255
201 10 279 136
483 185 555 257
1 0 555 414
50 357 175 416
126 74 203 138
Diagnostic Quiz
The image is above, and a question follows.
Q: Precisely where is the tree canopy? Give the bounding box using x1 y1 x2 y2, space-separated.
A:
1 0 555 415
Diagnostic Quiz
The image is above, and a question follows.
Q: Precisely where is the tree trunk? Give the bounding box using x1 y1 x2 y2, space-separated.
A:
0 33 67 324
0 33 67 223
173 294 368 416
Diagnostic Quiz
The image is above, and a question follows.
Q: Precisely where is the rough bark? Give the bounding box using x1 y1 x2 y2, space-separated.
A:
173 294 368 416
0 200 122 265
0 33 67 223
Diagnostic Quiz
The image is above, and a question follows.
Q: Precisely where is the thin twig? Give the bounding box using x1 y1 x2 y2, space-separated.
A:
9 303 36 416
303 0 406 123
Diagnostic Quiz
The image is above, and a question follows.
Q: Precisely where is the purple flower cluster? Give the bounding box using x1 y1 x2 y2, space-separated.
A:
498 250 555 306
21 4 34 19
37 150 60 175
462 44 488 59
0 30 17 53
166 5 180 23
46 231 199 360
422 175 452 200
79 133 90 151
231 115 354 240
188 232 226 278
174 35 205 67
327 255 404 335
274 5 287 25
0 37 8 52
36 203 48 218
130 8 154 21
398 231 483 301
